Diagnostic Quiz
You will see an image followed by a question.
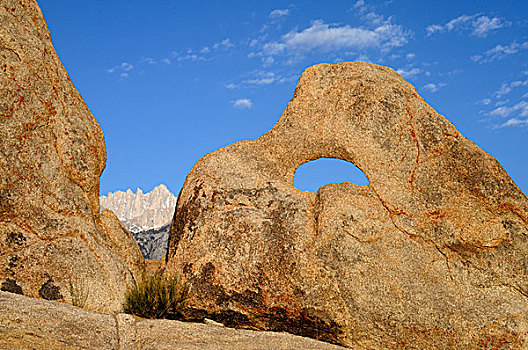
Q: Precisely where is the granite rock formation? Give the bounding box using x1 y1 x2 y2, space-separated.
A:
132 223 170 260
165 62 528 348
100 184 177 233
0 0 144 312
0 291 346 350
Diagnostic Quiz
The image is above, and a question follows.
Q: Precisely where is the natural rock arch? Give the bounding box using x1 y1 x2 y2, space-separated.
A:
293 157 369 192
164 62 528 348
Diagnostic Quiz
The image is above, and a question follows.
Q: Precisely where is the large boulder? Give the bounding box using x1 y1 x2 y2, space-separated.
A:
164 62 528 348
0 0 145 312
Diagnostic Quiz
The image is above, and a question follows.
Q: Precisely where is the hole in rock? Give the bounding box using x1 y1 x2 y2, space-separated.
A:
293 158 369 192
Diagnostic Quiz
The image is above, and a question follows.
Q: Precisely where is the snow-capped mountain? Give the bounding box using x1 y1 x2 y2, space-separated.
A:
100 184 177 233
100 184 177 260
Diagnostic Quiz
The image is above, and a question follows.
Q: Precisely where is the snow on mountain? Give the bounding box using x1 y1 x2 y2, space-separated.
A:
100 184 177 233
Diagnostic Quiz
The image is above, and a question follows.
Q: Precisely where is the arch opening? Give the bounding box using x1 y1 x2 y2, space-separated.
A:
293 158 369 192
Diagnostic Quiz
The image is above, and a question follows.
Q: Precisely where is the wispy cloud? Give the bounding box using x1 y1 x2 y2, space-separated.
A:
231 98 253 109
396 67 421 79
498 118 528 128
472 41 528 63
269 9 289 19
423 82 447 93
140 57 156 65
258 19 408 57
107 62 134 74
213 38 235 50
426 14 507 38
107 37 235 77
490 100 528 118
353 1 389 27
495 80 528 97
227 70 297 89
173 51 207 63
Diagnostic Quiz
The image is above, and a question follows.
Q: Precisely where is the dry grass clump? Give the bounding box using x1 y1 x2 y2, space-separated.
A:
69 277 89 308
123 273 188 319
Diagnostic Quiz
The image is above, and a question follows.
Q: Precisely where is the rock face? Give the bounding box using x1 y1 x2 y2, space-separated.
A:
165 62 528 348
132 223 170 260
0 0 144 312
100 184 177 233
0 291 346 350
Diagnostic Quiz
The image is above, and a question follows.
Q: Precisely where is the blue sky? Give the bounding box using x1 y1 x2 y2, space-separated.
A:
38 0 528 196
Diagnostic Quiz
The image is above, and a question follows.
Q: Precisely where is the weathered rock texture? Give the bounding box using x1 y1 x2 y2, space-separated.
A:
0 291 346 350
165 62 528 348
0 0 144 312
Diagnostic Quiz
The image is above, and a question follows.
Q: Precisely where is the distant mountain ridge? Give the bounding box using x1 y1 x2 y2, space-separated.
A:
100 184 177 233
132 224 171 261
100 185 176 260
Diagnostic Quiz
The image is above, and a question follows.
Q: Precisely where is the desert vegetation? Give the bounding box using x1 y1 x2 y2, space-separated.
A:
123 273 188 319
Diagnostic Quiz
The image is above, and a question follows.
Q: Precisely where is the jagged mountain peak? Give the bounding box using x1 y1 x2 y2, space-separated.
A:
100 184 177 233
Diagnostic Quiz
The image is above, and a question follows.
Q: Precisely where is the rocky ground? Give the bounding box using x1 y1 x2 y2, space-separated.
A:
0 291 346 350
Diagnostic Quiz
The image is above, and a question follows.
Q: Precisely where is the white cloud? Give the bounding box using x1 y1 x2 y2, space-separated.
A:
498 118 528 128
168 40 233 64
472 16 505 37
269 9 289 19
120 73 129 78
226 71 297 89
489 101 528 118
352 0 385 26
213 38 235 50
140 57 156 65
472 41 528 63
423 82 446 93
249 71 295 85
396 67 421 79
262 56 275 66
260 19 408 56
425 24 443 36
495 80 528 97
231 99 253 109
426 14 507 37
406 53 416 59
107 62 134 74
176 54 206 62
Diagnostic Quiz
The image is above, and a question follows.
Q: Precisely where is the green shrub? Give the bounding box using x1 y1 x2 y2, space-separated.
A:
123 273 188 319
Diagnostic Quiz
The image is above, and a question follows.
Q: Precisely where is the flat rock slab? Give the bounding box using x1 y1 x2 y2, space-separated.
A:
164 62 528 348
0 291 346 350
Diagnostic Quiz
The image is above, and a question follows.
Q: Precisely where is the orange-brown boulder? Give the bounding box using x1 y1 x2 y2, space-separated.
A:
0 0 145 312
165 62 528 348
